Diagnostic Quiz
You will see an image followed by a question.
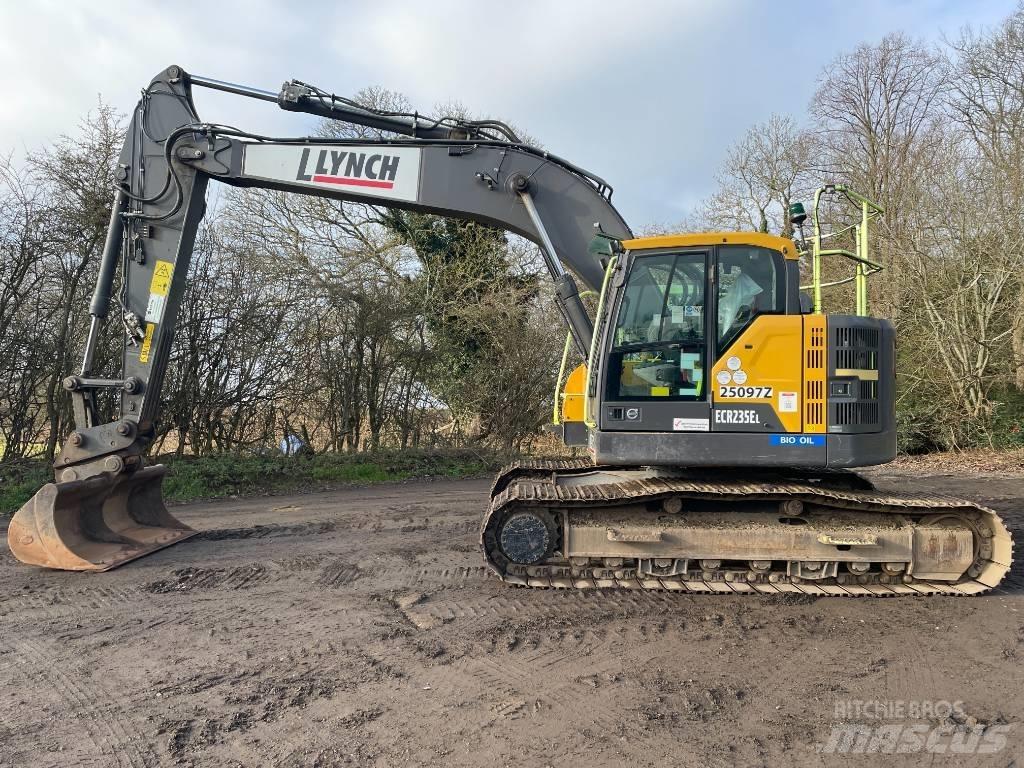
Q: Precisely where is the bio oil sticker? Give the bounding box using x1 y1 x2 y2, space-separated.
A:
726 356 742 371
716 370 732 385
731 370 748 385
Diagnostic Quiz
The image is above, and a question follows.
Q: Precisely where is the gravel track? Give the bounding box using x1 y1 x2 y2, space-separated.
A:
0 472 1021 767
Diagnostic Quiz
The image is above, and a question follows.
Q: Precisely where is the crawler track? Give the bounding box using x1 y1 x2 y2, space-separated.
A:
482 460 1013 596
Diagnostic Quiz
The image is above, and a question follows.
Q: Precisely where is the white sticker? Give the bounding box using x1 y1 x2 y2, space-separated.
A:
243 144 422 203
731 369 748 385
727 356 742 371
671 306 685 323
716 370 732 385
718 386 773 399
779 391 799 413
673 417 710 432
144 294 165 323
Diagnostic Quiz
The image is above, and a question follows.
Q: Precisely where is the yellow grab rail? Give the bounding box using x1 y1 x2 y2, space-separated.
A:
806 185 884 316
583 256 618 429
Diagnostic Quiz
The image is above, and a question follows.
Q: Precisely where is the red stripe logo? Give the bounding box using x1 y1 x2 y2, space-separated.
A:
312 175 394 190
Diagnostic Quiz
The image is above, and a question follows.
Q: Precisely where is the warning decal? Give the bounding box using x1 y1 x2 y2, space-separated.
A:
145 260 174 323
139 323 155 364
150 260 173 295
778 391 799 413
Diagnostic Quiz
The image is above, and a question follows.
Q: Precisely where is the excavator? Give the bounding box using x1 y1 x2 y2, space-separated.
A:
8 66 1012 595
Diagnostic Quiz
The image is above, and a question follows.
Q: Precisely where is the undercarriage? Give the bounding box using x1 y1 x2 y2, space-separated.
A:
482 460 1012 595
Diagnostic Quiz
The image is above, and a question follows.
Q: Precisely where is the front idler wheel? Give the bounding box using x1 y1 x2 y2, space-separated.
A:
498 510 558 565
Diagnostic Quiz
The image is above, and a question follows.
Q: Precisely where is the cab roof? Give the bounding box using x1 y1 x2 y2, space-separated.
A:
621 232 799 260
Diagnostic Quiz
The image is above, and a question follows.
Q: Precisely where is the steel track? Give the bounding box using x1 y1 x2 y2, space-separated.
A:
481 460 1013 596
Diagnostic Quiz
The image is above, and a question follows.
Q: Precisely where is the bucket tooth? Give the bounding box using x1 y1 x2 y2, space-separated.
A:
7 464 197 572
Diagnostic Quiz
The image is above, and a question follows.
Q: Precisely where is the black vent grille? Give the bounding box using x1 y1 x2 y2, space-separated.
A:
834 401 879 426
829 319 883 433
835 326 879 348
834 327 879 370
836 347 878 370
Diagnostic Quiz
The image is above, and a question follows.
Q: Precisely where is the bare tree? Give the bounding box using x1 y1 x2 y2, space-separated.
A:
946 6 1024 389
699 115 815 238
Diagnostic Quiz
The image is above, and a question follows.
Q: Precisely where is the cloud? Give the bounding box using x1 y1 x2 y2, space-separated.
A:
0 1 309 153
2 0 1017 229
326 0 705 109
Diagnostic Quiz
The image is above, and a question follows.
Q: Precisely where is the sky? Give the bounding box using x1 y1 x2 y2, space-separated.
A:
1 0 1017 230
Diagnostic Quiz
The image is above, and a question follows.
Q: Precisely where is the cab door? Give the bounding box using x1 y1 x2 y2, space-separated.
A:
709 244 799 433
600 249 712 432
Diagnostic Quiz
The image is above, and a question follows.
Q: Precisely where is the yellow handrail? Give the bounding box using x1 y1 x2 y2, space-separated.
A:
808 185 884 316
551 290 596 425
552 330 573 425
583 256 618 429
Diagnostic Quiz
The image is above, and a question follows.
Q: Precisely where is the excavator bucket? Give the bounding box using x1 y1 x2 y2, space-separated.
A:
7 465 197 571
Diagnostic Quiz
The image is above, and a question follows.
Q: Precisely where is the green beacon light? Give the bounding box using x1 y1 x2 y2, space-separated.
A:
789 201 808 248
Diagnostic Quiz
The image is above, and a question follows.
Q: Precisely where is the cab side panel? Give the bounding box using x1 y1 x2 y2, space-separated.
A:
710 316 803 433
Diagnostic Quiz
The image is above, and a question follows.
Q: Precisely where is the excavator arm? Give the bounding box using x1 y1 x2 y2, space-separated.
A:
8 65 631 571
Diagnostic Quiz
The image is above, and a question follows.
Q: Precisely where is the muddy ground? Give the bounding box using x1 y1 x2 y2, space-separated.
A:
0 469 1021 767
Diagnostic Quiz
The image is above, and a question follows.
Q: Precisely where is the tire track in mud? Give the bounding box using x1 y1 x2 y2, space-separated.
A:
396 587 692 636
195 520 338 541
0 505 482 622
400 565 491 589
401 586 698 745
394 586 726 750
193 514 477 539
144 563 270 594
316 559 362 588
3 527 707 631
12 640 156 768
9 589 329 651
0 521 346 622
0 585 143 622
417 639 677 751
1 564 276 623
2 556 355 624
271 553 327 572
418 650 618 731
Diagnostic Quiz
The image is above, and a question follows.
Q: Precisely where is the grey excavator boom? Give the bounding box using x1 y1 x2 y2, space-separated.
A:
8 65 631 571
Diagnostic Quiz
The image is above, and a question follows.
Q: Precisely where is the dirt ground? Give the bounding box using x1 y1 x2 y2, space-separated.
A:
0 468 1021 767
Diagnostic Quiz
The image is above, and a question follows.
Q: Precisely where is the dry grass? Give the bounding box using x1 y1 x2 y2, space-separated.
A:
888 448 1024 475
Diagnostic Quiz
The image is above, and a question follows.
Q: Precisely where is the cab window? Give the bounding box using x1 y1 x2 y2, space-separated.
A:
606 252 706 401
716 245 784 353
